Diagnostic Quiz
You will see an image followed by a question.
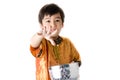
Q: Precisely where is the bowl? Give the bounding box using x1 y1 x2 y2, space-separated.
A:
49 62 80 80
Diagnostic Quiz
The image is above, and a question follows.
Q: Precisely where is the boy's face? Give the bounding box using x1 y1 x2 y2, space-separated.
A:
41 13 63 37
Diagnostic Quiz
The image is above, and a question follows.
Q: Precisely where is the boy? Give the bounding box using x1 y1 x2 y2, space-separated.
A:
30 3 81 80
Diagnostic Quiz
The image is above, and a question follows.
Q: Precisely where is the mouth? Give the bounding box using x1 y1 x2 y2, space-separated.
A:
50 28 57 32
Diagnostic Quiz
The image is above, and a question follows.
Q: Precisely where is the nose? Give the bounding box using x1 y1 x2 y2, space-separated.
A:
50 21 56 28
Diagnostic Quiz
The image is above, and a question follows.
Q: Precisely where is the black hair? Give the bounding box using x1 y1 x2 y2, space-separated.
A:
38 3 65 24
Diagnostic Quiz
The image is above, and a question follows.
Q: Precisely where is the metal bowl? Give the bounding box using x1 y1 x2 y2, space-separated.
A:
49 62 80 80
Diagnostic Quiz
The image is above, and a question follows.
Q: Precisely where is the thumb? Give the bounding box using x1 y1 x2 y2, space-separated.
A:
49 39 56 46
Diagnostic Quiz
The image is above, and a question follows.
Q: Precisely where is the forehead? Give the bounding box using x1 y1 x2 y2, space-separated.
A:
43 13 61 19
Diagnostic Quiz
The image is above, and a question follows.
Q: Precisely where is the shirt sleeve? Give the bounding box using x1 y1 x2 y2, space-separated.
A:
30 44 42 57
68 39 82 66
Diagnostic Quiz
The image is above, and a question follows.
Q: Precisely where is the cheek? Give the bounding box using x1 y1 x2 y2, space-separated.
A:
42 21 50 26
43 24 50 27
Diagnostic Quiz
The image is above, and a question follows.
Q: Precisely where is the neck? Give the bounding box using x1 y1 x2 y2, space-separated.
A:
53 36 63 45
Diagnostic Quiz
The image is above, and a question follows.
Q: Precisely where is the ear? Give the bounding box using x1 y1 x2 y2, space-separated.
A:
61 23 64 28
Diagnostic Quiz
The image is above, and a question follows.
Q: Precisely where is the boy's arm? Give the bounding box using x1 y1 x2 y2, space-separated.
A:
30 32 43 48
69 40 81 67
30 32 43 57
30 44 42 57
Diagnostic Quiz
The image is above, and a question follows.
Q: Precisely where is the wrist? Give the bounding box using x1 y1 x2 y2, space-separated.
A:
37 32 43 37
37 32 42 35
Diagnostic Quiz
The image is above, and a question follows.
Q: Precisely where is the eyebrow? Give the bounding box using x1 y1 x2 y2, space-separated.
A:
44 16 61 20
44 18 50 20
55 17 61 19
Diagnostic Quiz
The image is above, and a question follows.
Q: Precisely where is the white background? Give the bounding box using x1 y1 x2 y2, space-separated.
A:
0 0 120 80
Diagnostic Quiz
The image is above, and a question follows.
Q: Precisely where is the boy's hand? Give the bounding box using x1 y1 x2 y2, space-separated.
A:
41 26 58 46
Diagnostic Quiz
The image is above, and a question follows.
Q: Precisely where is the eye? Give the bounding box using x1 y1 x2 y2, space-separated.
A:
55 19 60 22
45 20 50 23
